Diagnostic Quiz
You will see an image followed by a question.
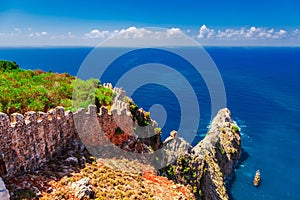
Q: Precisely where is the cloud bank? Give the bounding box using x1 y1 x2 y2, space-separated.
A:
197 25 291 40
0 25 299 46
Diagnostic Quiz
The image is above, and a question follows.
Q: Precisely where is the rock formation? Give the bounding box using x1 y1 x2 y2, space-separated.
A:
162 108 241 200
163 130 193 165
0 84 241 199
73 85 163 161
71 177 95 199
253 169 261 187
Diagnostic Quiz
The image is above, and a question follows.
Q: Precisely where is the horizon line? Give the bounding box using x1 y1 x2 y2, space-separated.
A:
1 44 300 48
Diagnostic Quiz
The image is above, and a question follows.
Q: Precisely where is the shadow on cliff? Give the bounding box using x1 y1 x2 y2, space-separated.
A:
226 148 249 200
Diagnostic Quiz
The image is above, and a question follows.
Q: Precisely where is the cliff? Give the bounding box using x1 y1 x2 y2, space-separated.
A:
0 85 241 199
162 108 241 200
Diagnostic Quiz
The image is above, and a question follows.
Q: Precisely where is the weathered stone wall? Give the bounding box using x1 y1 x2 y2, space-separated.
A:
0 107 75 176
0 85 161 177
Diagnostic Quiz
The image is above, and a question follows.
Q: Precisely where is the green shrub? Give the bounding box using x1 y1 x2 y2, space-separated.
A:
0 60 19 72
0 60 114 114
154 127 162 135
166 165 175 177
115 127 124 134
127 99 151 127
232 125 240 133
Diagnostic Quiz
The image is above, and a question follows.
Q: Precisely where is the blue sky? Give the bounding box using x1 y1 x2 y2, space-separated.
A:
0 0 299 46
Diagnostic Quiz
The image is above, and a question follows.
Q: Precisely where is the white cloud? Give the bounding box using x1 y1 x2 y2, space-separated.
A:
116 27 152 39
272 29 287 39
100 27 189 47
199 25 292 41
166 28 182 35
292 29 299 35
216 28 246 39
245 26 257 38
83 27 186 46
14 28 21 32
197 25 214 39
28 31 48 37
1 26 299 47
113 26 184 40
84 29 110 39
67 32 74 38
290 29 300 41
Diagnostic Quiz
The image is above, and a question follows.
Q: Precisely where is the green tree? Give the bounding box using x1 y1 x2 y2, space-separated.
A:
0 60 19 72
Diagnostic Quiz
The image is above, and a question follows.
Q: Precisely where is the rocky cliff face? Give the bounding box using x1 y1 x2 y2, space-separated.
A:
162 108 241 200
73 85 163 161
0 84 241 199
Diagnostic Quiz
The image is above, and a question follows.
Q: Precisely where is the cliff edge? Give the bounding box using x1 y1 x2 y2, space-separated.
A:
162 108 241 200
0 84 241 199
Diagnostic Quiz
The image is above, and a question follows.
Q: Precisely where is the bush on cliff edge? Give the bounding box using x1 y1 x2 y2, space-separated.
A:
0 60 114 114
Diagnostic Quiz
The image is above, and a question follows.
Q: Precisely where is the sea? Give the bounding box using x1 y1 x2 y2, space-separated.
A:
1 46 299 200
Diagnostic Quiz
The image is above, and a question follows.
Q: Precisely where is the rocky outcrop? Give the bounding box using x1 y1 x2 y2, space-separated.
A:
73 85 163 161
253 170 261 187
162 108 241 200
163 130 193 165
71 177 95 199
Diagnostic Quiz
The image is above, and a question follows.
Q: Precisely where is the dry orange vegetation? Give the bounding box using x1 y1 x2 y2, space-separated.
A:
40 159 195 200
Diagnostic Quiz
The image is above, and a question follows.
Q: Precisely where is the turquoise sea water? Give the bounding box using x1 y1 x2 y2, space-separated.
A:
1 47 299 199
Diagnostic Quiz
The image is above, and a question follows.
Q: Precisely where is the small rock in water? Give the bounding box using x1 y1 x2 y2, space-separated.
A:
253 169 261 187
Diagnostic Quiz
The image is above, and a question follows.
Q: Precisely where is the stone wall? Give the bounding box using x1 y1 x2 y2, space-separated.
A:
0 85 162 177
0 107 75 176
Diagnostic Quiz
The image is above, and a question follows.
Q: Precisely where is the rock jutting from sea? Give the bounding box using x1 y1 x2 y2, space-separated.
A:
161 108 242 200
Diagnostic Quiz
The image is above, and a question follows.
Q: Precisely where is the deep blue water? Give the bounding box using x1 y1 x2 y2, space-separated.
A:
1 47 300 200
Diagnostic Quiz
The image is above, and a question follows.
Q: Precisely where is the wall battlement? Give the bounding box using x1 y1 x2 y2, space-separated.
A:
0 85 160 177
104 83 131 117
0 107 75 176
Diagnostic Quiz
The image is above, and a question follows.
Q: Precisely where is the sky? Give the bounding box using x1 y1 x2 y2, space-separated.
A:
0 0 299 46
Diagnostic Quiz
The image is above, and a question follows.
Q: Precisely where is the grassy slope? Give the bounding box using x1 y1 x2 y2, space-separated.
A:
0 60 113 114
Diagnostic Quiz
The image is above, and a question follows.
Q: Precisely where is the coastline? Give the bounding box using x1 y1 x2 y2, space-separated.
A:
0 85 241 199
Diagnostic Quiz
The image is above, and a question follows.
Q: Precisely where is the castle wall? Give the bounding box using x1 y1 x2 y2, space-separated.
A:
0 107 76 176
0 85 156 177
